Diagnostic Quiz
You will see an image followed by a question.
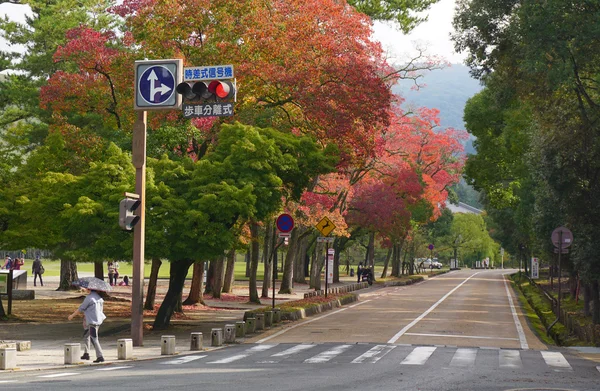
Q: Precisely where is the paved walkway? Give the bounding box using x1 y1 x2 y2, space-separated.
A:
1 273 374 372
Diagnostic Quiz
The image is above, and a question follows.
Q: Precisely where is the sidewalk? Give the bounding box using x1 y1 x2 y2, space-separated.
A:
1 274 374 373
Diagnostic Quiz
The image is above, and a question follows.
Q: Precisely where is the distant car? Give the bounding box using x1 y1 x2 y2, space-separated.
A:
430 260 443 269
418 259 442 269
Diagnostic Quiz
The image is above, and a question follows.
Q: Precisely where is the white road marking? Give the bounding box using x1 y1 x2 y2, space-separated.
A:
541 351 572 370
161 355 206 365
499 350 522 369
95 366 135 371
503 273 529 349
0 380 18 384
208 345 276 364
401 346 437 365
450 348 477 367
38 373 80 378
352 344 396 363
255 301 372 343
405 332 519 341
596 365 600 373
304 345 352 363
271 344 315 358
388 273 480 343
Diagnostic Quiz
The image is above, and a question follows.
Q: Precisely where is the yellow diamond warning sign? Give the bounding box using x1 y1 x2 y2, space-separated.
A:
315 216 336 237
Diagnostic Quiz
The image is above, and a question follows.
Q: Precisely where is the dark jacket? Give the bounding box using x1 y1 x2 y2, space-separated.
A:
32 258 42 274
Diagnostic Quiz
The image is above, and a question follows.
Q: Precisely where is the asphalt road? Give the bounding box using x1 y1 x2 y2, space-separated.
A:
2 269 599 390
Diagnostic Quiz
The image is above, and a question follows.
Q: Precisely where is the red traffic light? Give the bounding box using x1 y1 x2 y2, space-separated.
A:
176 80 235 101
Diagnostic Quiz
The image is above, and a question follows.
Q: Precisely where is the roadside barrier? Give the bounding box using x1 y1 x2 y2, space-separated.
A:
64 343 80 364
211 328 223 346
117 338 133 360
160 335 176 355
190 332 203 351
0 347 17 370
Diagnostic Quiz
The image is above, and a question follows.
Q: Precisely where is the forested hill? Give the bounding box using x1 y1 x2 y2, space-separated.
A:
393 64 482 155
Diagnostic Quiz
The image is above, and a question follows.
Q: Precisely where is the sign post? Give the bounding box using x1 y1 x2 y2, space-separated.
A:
316 216 336 297
275 214 294 309
531 257 539 279
132 59 182 346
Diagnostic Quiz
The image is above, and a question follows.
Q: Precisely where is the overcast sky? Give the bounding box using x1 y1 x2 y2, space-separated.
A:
1 0 464 64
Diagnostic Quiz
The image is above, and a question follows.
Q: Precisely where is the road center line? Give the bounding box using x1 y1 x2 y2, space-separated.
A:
255 300 372 343
502 273 529 349
404 332 518 341
387 272 480 344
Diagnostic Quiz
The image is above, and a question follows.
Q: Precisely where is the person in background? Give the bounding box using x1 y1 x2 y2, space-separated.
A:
2 255 12 270
33 256 44 287
68 288 106 363
14 258 24 270
107 261 115 286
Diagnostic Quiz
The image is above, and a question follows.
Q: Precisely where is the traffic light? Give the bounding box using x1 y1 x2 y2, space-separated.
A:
176 80 235 102
119 197 140 231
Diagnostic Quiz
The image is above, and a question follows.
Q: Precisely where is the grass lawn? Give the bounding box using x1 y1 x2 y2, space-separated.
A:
28 258 265 280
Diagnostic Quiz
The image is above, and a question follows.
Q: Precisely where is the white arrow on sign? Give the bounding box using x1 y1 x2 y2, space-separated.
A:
147 70 172 102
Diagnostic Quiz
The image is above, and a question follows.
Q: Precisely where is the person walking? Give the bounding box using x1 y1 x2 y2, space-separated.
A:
2 256 12 270
68 287 106 363
32 256 44 287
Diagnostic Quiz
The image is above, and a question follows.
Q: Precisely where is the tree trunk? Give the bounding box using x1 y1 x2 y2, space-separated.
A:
57 258 78 291
262 222 275 298
310 243 323 290
592 280 600 325
584 282 591 317
569 271 578 299
279 227 298 294
381 247 392 278
204 260 215 295
222 250 236 293
153 259 194 329
144 258 162 310
94 261 104 280
212 256 225 299
183 262 205 305
367 232 375 269
248 221 261 304
245 251 250 277
293 231 309 284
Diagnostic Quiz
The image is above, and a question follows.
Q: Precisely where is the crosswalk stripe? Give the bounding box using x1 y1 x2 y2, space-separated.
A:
161 355 206 365
499 350 522 369
271 344 315 358
352 345 396 364
450 348 477 367
401 346 437 365
541 351 572 370
38 373 79 378
209 345 276 364
304 345 352 363
96 366 135 371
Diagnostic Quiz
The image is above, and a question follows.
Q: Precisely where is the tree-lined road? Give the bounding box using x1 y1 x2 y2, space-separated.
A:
3 270 600 391
251 269 545 350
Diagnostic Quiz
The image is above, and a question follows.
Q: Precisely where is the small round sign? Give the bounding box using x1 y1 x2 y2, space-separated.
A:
276 213 294 233
428 244 434 250
551 226 573 249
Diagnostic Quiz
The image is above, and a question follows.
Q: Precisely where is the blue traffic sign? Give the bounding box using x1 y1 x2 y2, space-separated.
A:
276 213 294 233
134 59 182 111
139 66 175 104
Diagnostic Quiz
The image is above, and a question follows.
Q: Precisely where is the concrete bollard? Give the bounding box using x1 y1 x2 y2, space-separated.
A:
255 313 265 330
0 348 17 370
64 343 80 365
235 321 246 338
211 328 223 346
16 341 31 352
161 335 176 355
272 308 281 323
190 332 203 351
224 324 236 343
245 318 256 334
264 311 273 328
117 338 133 360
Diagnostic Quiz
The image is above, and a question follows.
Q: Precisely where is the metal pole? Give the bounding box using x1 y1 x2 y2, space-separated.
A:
325 241 328 298
272 243 276 309
131 111 147 346
557 231 563 317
